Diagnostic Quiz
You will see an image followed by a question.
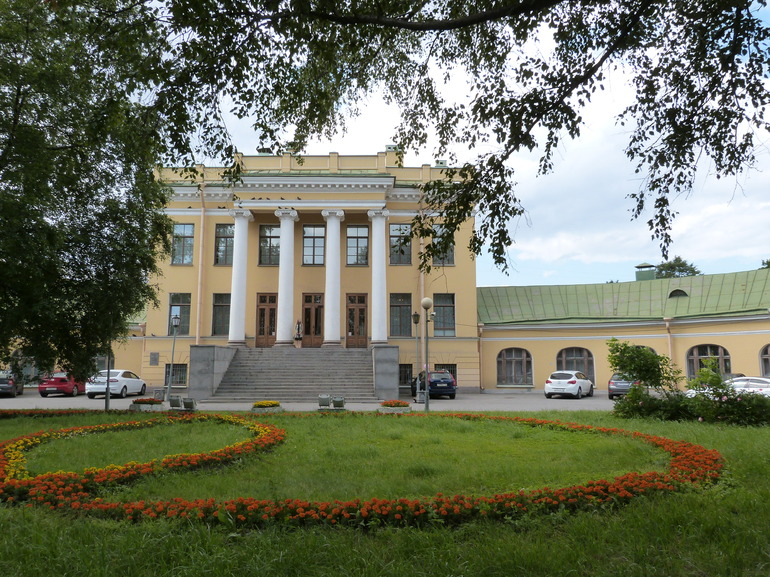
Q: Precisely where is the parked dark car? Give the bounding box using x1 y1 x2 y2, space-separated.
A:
0 371 24 397
607 373 638 400
38 372 84 397
411 369 457 399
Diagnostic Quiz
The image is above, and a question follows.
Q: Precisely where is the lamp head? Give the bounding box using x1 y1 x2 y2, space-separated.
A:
412 311 420 325
171 315 181 328
421 297 433 311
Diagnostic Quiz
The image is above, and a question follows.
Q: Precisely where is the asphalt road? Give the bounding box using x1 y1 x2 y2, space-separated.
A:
2 386 614 413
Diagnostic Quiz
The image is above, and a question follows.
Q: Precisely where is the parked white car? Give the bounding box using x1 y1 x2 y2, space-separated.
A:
86 370 147 399
686 376 770 398
544 370 594 399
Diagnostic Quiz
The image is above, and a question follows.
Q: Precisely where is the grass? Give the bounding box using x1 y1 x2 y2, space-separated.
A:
1 410 769 576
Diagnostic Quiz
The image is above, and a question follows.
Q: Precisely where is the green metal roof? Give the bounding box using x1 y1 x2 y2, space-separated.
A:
477 269 770 325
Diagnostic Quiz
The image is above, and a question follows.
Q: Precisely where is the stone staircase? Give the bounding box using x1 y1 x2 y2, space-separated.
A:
210 347 379 403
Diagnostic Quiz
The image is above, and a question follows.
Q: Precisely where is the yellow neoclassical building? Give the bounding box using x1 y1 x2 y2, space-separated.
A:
114 148 480 398
112 149 770 399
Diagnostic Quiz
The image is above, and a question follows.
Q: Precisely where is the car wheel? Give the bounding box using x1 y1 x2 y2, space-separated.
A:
9 388 16 398
17 385 23 395
608 394 614 400
587 385 594 397
40 392 48 398
575 387 582 399
545 392 552 399
119 386 127 398
87 393 95 399
70 385 79 397
449 393 456 399
139 384 146 396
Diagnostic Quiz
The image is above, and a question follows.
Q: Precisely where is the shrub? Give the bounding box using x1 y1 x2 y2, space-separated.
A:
612 358 770 425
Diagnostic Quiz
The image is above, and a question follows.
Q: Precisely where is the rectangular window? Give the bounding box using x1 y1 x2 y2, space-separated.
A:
259 225 281 265
432 224 455 266
164 363 188 386
346 225 369 265
212 293 231 336
389 293 412 337
214 223 234 265
389 224 412 265
171 224 194 265
169 293 191 336
433 293 455 336
303 225 325 265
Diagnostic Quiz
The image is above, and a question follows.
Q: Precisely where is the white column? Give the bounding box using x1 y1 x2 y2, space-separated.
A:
274 209 299 346
322 209 344 346
227 209 253 345
368 210 389 344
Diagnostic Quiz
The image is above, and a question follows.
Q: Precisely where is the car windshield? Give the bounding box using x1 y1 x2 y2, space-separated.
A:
430 372 450 380
550 372 575 380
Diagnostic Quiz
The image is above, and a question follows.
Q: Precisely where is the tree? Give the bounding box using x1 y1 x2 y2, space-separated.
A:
761 259 770 269
655 256 702 278
146 1 770 269
6 0 770 372
0 0 172 379
607 338 682 392
606 338 686 419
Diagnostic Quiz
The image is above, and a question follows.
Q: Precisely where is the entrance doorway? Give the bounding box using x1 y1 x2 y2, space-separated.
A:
302 293 323 348
346 293 367 348
255 293 277 348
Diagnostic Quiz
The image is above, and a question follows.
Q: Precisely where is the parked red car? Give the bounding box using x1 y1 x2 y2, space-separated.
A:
38 372 84 397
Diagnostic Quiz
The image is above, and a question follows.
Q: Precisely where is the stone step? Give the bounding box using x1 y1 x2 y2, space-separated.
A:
211 346 379 402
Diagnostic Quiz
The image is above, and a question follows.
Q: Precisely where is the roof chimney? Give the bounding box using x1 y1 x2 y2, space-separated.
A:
635 262 656 281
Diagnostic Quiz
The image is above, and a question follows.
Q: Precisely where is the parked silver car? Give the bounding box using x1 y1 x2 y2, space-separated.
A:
0 371 24 397
608 373 638 400
544 370 594 399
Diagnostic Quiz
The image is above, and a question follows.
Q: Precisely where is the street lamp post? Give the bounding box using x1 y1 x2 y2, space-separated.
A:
165 314 181 402
421 297 433 413
412 311 421 402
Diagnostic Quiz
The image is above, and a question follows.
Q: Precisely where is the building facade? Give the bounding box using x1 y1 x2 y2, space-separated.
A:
478 267 770 391
113 148 480 391
112 149 770 397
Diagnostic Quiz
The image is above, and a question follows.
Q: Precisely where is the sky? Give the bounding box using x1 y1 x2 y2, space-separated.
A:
227 75 770 289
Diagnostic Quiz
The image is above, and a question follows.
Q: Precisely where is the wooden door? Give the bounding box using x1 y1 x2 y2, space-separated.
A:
255 293 277 348
302 293 324 348
346 293 367 348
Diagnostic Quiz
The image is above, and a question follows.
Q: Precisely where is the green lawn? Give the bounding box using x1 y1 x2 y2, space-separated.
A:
1 410 768 577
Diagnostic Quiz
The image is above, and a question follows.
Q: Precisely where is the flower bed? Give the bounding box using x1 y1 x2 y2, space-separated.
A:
0 411 723 530
251 401 284 414
378 399 411 414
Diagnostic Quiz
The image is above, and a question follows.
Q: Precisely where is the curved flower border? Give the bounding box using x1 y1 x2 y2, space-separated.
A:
0 411 722 529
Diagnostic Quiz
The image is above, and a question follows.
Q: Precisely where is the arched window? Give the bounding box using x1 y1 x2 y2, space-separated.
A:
668 289 688 298
496 348 533 386
760 345 770 377
556 347 595 382
686 344 731 378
